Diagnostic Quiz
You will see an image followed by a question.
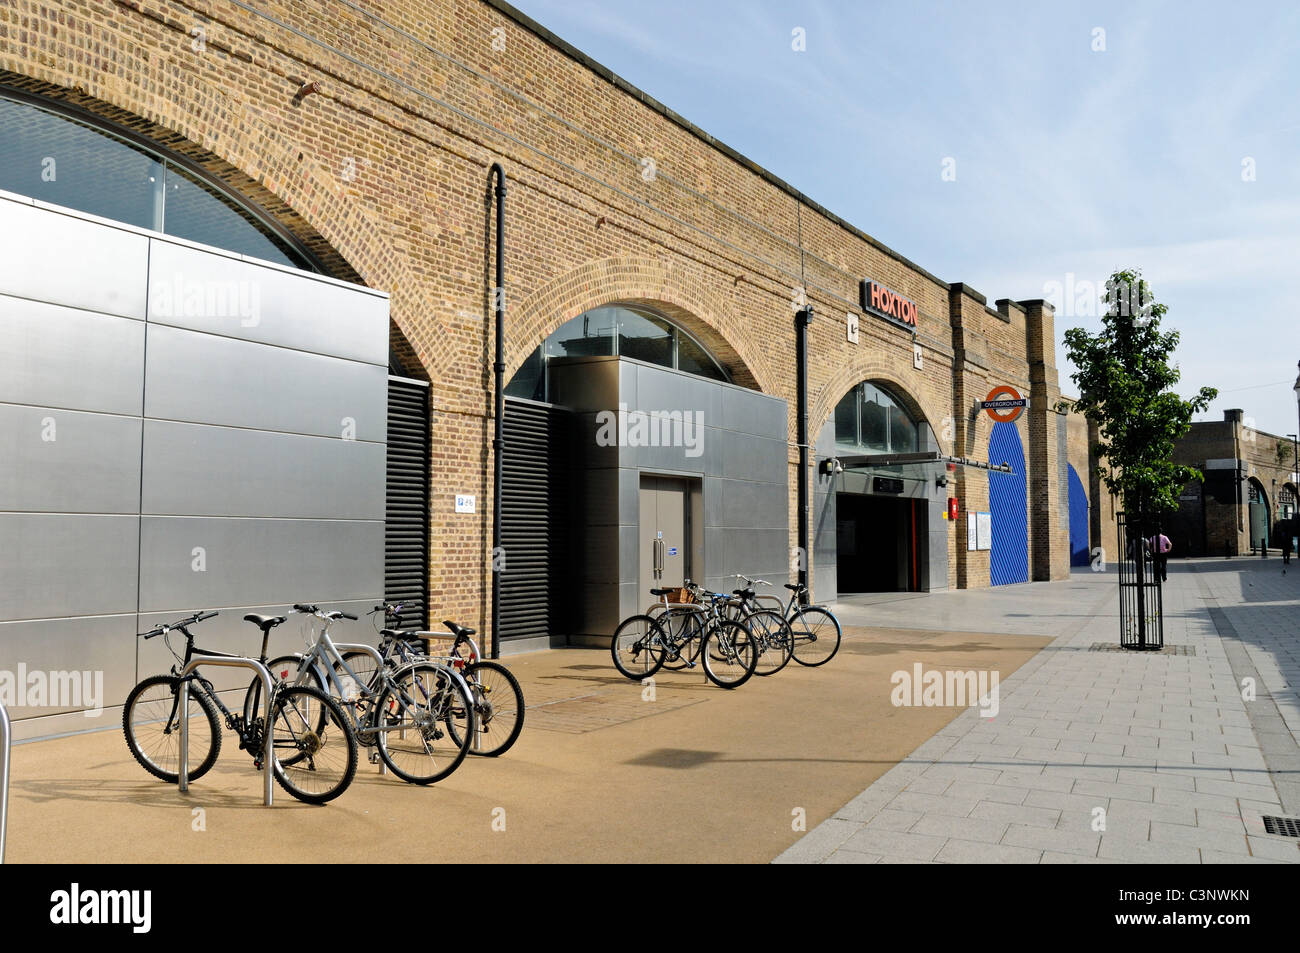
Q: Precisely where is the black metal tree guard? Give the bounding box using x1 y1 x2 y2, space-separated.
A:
1117 508 1164 649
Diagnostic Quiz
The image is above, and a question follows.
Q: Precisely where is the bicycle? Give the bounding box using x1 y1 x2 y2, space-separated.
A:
722 576 794 676
777 582 842 666
122 610 358 804
611 584 758 688
245 604 476 784
335 604 525 758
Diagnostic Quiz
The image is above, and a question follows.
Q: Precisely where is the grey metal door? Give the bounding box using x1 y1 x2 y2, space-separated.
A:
639 476 690 599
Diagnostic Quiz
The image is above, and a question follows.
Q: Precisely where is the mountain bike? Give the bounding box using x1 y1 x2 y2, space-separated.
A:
122 610 358 804
245 604 476 784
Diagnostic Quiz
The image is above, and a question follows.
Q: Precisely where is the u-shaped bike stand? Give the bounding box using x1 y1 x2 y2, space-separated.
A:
178 654 274 807
331 641 389 773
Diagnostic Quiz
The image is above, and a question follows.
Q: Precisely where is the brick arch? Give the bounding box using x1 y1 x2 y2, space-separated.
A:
0 51 441 375
506 257 772 392
809 353 952 453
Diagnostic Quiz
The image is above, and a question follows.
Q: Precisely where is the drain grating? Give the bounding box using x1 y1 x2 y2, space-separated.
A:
1088 643 1195 656
1262 816 1300 838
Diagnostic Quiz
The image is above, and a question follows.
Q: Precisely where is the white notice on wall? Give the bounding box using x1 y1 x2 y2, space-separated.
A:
455 494 476 514
977 511 992 551
967 514 977 551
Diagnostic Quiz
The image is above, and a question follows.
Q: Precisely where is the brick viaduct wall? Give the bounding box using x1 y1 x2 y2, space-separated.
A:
1 0 1077 626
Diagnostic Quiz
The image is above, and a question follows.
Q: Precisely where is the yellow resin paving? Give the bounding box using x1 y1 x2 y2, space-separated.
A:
5 626 1049 863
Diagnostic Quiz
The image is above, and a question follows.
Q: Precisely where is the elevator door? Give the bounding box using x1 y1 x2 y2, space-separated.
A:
640 476 691 599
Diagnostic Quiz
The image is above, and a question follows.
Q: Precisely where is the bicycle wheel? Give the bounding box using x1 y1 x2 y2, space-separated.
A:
448 661 525 757
789 606 842 667
333 650 383 744
374 663 473 784
658 611 702 671
610 614 666 680
268 685 357 804
123 675 222 784
701 619 758 689
746 608 794 676
242 654 323 727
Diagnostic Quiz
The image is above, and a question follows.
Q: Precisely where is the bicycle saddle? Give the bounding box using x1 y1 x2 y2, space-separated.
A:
733 588 755 598
784 584 802 591
649 587 673 597
243 613 286 632
443 620 476 638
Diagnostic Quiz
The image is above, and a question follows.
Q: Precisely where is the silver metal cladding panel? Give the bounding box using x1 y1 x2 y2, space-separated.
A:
137 516 383 612
0 404 143 514
717 479 788 530
0 296 146 415
143 323 388 441
141 419 385 520
0 514 141 621
0 198 149 319
146 239 388 365
0 614 138 719
720 385 784 439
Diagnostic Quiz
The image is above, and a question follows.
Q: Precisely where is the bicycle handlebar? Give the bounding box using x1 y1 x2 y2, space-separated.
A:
293 604 356 621
138 609 218 639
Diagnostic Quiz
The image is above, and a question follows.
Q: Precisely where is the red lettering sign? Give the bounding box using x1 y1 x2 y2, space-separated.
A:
860 279 918 328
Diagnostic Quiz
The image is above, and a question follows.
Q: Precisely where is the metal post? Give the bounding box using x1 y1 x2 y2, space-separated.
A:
488 162 506 661
0 701 10 864
795 305 813 601
179 656 274 806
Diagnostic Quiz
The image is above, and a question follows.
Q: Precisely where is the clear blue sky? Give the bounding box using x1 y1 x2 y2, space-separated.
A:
511 0 1300 439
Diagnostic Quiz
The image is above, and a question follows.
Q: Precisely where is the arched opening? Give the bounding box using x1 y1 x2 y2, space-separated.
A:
1248 478 1271 551
499 300 786 646
1068 464 1091 567
505 303 729 402
819 380 943 597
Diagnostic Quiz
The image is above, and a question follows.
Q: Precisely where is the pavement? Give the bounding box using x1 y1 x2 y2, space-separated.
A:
4 620 1045 864
778 556 1300 864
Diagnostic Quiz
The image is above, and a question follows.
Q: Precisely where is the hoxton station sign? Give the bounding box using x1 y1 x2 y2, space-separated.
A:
859 279 918 330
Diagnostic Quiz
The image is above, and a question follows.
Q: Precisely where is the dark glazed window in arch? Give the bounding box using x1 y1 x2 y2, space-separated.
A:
834 381 921 454
506 304 729 403
0 92 314 270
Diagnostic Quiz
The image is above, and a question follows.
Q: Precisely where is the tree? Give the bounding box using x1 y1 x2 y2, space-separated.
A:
1063 269 1217 520
1276 439 1294 468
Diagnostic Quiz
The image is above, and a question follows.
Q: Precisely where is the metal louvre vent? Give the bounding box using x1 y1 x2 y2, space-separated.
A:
500 399 553 642
1262 816 1300 838
385 377 430 629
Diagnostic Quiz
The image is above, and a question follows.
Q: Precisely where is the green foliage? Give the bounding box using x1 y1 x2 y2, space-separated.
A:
1277 439 1294 467
1063 269 1217 517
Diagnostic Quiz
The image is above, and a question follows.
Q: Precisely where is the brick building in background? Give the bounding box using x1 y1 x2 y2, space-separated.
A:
0 0 1114 732
1166 410 1299 558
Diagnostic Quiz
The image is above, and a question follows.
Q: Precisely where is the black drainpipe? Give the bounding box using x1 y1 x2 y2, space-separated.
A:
795 305 813 602
488 163 506 659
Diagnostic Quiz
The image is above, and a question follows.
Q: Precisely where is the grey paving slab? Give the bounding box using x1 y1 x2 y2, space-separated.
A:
776 560 1300 864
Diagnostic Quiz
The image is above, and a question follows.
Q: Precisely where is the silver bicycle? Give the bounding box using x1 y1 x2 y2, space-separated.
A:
244 604 476 785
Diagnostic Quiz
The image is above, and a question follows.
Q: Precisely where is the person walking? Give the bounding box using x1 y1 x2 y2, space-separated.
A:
1283 532 1293 567
1148 531 1172 582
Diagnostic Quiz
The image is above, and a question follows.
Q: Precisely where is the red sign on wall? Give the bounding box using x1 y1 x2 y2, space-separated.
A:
859 279 918 329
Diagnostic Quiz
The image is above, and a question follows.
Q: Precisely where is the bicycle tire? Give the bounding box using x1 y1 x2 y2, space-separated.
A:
610 614 667 680
746 608 794 676
123 674 222 784
701 619 758 688
242 653 323 728
657 611 702 671
451 661 525 757
374 662 473 784
268 685 357 804
789 606 842 667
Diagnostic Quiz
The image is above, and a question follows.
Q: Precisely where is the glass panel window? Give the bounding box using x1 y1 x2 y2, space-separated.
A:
504 346 545 401
0 96 161 230
888 401 918 452
163 163 298 267
547 310 615 359
675 328 728 382
833 390 858 447
860 385 889 451
615 307 673 366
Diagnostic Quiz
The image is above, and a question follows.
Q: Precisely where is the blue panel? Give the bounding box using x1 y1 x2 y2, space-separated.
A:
1068 464 1091 567
987 421 1028 585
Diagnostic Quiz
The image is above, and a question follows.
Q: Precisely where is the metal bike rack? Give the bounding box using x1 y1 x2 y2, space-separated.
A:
0 701 10 863
179 654 274 807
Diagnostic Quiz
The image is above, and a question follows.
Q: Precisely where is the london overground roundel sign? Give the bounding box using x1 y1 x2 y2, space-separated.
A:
981 385 1027 423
